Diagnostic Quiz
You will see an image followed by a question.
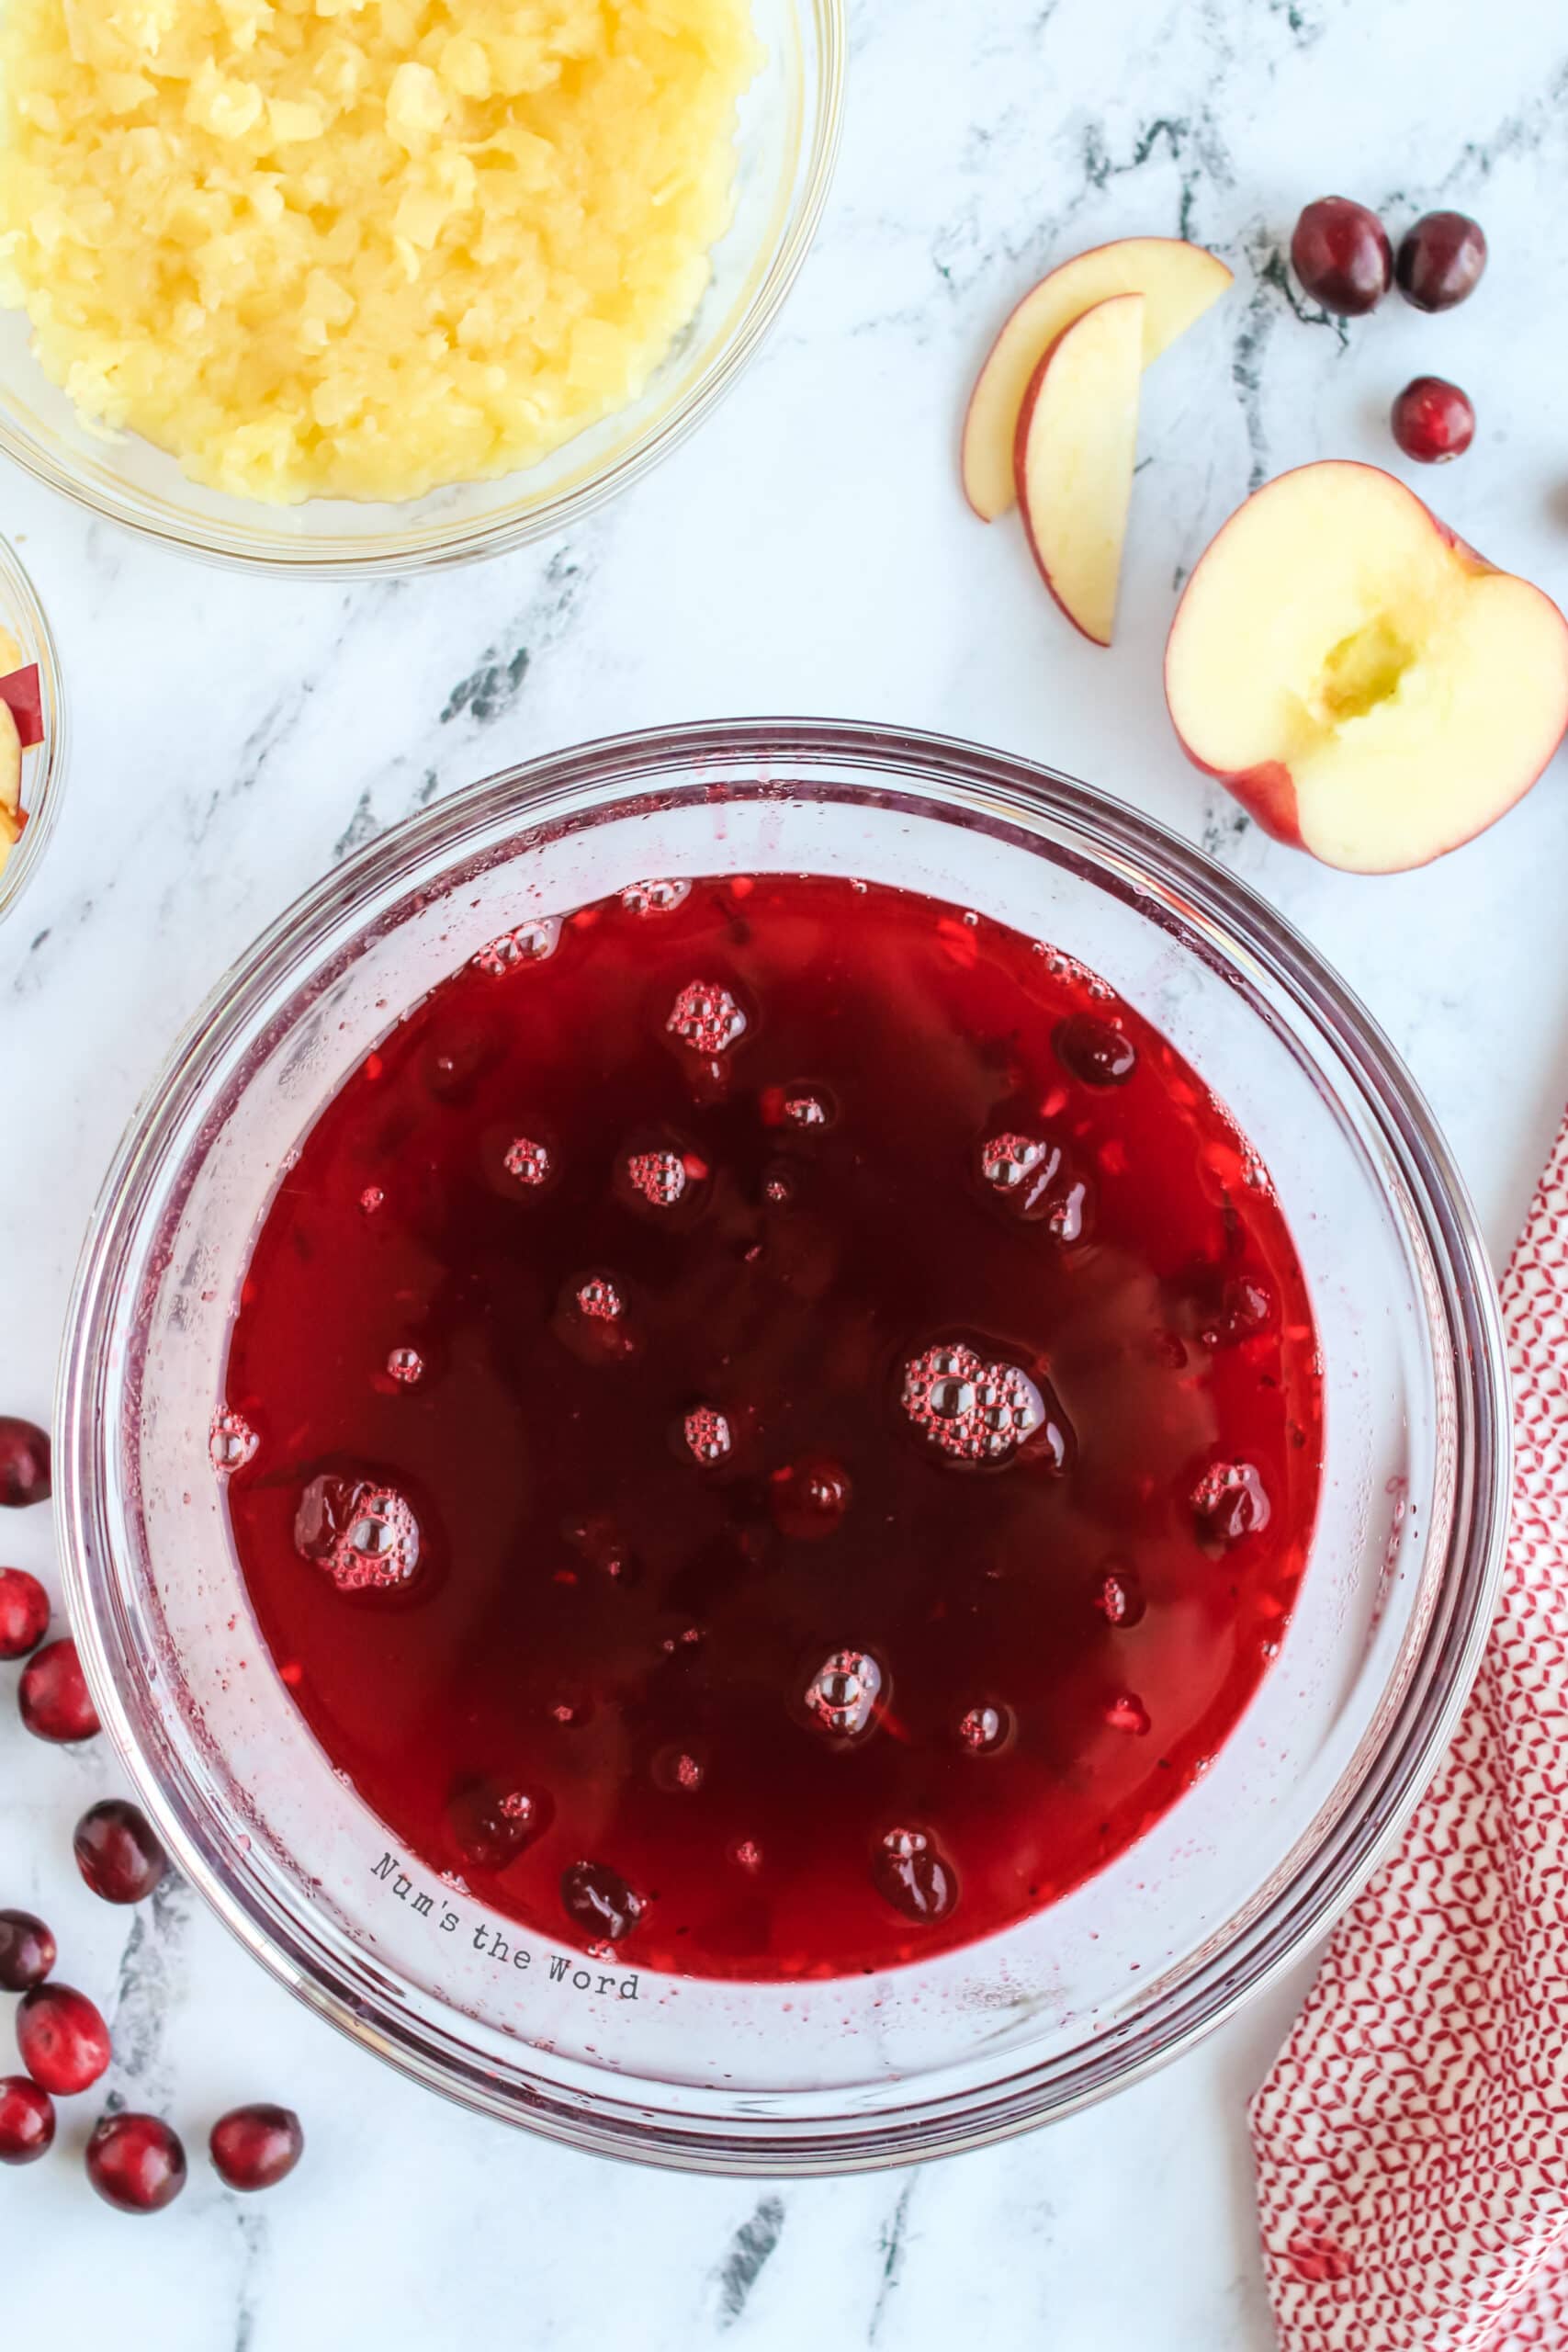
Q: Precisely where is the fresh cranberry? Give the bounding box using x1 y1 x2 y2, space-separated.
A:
1201 1276 1275 1349
767 1456 852 1541
0 1909 57 1992
1193 1461 1272 1549
0 1566 50 1658
1392 376 1475 464
1290 197 1393 315
1056 1013 1137 1088
0 1417 51 1509
209 2102 304 2192
86 2112 187 2212
73 1800 167 1905
15 1983 111 2095
560 1860 642 1943
873 1828 958 1923
17 1637 99 1744
444 1777 551 1872
0 2075 55 2164
1395 210 1486 311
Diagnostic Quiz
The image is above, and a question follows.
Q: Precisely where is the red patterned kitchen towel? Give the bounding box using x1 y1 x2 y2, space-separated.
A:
1250 1113 1568 2351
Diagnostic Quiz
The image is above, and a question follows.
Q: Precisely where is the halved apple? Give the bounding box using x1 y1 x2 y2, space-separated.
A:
1013 292 1144 649
963 238 1232 523
1165 461 1568 873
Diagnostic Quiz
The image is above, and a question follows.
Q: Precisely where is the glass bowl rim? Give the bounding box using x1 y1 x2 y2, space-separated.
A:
0 0 846 578
0 532 68 925
56 717 1512 2171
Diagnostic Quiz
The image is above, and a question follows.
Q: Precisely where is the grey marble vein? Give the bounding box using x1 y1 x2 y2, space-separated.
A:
714 2193 786 2326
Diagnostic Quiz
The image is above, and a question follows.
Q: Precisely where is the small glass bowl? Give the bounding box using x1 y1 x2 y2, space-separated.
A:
0 534 67 925
59 720 1510 2172
0 0 843 576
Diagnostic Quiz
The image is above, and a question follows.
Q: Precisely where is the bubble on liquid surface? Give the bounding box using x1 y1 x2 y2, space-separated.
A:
1192 1461 1272 1547
626 1149 688 1208
294 1476 422 1593
1040 946 1114 1001
504 1136 552 1188
901 1343 1046 1465
873 1827 957 1923
761 1081 831 1128
386 1347 424 1386
576 1277 625 1323
683 1407 732 1466
209 1409 258 1475
565 1515 637 1584
981 1133 1049 1192
666 978 747 1057
473 918 560 976
358 1185 385 1216
804 1648 883 1740
978 1132 1089 1239
621 878 690 916
560 1859 642 1944
208 1411 257 1467
733 1838 763 1871
957 1703 1010 1753
1093 1566 1145 1628
653 1747 705 1794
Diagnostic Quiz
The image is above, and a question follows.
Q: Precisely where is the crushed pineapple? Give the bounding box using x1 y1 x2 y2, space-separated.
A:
0 0 761 504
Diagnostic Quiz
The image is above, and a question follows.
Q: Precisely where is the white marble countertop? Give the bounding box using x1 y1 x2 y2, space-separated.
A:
4 0 1566 2341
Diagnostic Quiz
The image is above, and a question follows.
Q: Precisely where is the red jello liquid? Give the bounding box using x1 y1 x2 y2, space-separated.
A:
222 874 1323 1980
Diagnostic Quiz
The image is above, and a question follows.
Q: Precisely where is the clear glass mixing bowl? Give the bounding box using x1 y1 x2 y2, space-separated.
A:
0 1 843 575
58 720 1510 2172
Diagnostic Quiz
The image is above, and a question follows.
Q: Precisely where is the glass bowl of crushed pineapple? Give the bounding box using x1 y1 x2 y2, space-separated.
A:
0 0 843 576
0 533 64 923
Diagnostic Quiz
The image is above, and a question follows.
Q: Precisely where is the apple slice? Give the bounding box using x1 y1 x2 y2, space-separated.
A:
0 662 43 749
1165 460 1568 873
0 698 22 854
963 237 1232 522
1013 292 1144 649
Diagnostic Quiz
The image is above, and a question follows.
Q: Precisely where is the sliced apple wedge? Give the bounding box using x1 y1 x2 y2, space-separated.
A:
0 698 22 855
1013 292 1144 650
963 237 1232 523
1165 460 1568 873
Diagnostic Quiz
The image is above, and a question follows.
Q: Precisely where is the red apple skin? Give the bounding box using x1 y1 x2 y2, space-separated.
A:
1011 330 1109 650
1215 762 1305 849
0 664 42 750
1165 461 1568 871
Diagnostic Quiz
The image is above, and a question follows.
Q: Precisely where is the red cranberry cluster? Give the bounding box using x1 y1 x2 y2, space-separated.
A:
1 1412 303 2206
1289 198 1486 465
1 1417 102 1745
